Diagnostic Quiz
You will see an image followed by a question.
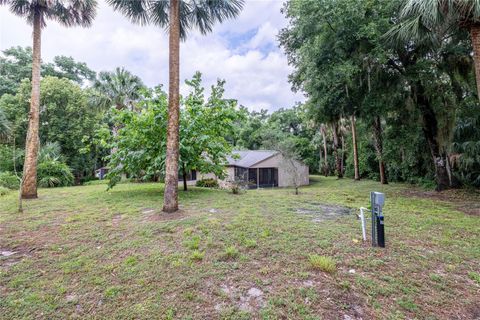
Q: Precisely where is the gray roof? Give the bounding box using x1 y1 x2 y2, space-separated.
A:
226 150 278 168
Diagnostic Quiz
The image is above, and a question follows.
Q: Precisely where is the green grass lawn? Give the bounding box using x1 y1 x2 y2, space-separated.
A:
0 176 479 319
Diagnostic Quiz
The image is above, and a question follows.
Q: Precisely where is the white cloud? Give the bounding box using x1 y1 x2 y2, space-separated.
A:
0 0 303 111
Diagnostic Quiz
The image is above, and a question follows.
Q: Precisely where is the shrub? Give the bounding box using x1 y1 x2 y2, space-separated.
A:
227 177 248 194
196 178 218 188
0 186 10 196
308 254 336 273
37 160 74 188
0 171 20 190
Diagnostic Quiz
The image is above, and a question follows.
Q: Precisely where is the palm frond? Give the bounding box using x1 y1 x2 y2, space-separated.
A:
107 0 244 39
2 0 97 27
107 0 151 25
52 0 98 27
94 67 145 110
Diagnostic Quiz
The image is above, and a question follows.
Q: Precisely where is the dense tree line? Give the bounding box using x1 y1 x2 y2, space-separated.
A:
278 0 480 190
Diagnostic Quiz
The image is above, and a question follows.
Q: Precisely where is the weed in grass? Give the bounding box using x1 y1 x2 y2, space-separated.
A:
468 271 480 284
244 239 257 248
163 307 176 320
124 256 138 266
184 235 201 250
158 225 176 234
104 286 121 299
338 280 351 291
308 255 336 273
208 218 221 226
184 291 196 301
260 267 270 275
429 273 442 283
190 250 205 261
183 227 194 236
223 245 239 260
397 297 418 312
261 229 272 238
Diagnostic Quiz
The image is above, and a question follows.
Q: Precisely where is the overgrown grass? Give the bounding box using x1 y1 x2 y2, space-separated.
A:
0 176 479 319
308 254 336 273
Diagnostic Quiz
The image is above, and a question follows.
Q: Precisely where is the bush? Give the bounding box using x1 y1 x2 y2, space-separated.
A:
0 186 10 196
0 171 20 190
37 160 74 188
196 178 218 188
308 254 336 273
0 144 23 172
228 178 248 194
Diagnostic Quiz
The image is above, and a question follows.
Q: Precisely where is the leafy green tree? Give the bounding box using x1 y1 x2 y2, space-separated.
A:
107 73 239 191
452 99 480 186
235 108 269 150
43 55 96 84
0 108 10 142
390 0 480 99
0 46 96 96
93 67 145 153
179 72 238 190
279 0 398 182
0 77 103 180
107 0 244 212
0 46 34 96
0 0 97 199
386 10 475 189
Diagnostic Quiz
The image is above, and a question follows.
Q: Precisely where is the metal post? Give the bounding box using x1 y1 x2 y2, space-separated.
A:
370 192 376 246
370 191 385 248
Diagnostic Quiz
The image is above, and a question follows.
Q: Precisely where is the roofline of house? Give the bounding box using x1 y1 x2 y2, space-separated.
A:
227 151 280 168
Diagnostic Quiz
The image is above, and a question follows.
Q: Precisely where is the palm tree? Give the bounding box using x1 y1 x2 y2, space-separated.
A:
94 67 144 112
94 68 144 148
391 0 480 99
0 0 97 199
108 0 244 213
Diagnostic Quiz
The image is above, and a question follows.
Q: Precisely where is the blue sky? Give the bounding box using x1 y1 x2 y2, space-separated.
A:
0 0 304 111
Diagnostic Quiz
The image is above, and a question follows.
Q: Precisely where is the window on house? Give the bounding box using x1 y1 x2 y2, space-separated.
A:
234 167 248 181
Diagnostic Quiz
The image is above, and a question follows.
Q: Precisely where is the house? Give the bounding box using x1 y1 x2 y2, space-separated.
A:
188 150 309 189
95 167 109 180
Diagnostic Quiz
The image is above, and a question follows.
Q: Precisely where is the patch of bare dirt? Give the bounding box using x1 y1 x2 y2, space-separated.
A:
295 203 354 222
141 208 189 222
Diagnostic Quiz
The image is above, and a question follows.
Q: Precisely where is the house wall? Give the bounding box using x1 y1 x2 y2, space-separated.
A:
185 155 309 189
251 154 309 187
191 167 234 188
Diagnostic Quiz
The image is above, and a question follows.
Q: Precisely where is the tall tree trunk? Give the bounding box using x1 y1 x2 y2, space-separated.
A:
414 84 460 191
470 25 480 101
331 122 343 179
341 134 345 176
372 116 388 185
321 125 328 176
182 164 188 192
318 144 322 174
351 115 360 180
21 12 42 199
163 0 180 213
